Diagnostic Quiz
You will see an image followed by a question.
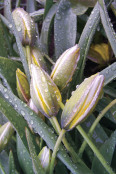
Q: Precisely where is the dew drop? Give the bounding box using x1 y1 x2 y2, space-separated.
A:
42 76 46 82
45 88 48 92
4 94 9 99
30 120 33 125
21 110 25 116
9 24 12 28
56 13 61 20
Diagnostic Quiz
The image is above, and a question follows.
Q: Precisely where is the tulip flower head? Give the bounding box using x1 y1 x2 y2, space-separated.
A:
16 68 30 103
30 64 62 118
12 8 36 45
51 45 80 90
61 73 104 131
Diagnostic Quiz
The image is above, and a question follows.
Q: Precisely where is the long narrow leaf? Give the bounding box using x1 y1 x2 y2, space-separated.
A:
54 0 77 58
77 2 100 82
92 131 116 174
100 62 116 86
98 0 116 56
25 128 45 174
40 3 58 54
9 151 15 174
17 134 34 174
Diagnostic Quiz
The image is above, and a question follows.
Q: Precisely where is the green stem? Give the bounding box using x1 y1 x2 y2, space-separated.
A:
76 125 115 174
49 129 66 174
26 45 31 73
50 117 79 162
78 99 116 157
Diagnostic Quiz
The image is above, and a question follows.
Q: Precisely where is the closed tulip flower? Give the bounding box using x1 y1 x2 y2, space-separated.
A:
12 8 36 45
38 146 51 172
51 45 80 90
61 73 104 131
16 68 30 103
30 64 62 118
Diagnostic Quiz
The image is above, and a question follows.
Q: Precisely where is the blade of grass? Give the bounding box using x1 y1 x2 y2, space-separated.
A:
25 128 45 174
98 0 116 56
100 62 116 86
9 151 15 174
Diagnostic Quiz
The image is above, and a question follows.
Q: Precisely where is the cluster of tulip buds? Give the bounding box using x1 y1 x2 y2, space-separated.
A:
14 7 104 134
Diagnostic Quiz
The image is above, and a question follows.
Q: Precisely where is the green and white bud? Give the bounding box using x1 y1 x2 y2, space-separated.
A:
51 45 80 90
61 73 104 131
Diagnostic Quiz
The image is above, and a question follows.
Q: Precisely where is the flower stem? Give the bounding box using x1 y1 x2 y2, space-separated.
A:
50 117 79 162
49 129 66 174
76 125 115 174
26 45 31 73
78 99 116 157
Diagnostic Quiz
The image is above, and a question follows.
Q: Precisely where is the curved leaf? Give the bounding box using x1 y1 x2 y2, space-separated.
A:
100 62 116 86
44 0 53 18
92 131 116 174
0 151 9 174
54 0 77 58
0 57 23 95
98 0 116 57
77 2 100 82
9 151 15 174
0 84 92 174
0 162 6 174
30 9 44 22
25 128 45 174
17 134 34 174
40 3 58 53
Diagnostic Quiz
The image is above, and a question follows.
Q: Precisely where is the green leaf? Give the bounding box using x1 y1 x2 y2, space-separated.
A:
0 57 23 95
98 0 116 57
96 97 116 124
0 162 6 174
0 151 9 174
9 151 15 174
100 62 116 86
54 0 77 58
40 3 58 54
81 114 108 162
0 84 93 174
17 134 34 174
25 128 45 174
44 0 53 18
0 19 9 57
92 131 116 174
30 9 44 22
75 2 100 84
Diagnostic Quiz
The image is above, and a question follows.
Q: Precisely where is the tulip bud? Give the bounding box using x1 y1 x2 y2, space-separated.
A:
51 45 80 90
16 68 30 103
12 8 36 45
30 47 47 71
0 122 14 152
61 73 104 131
30 64 62 118
38 146 51 172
